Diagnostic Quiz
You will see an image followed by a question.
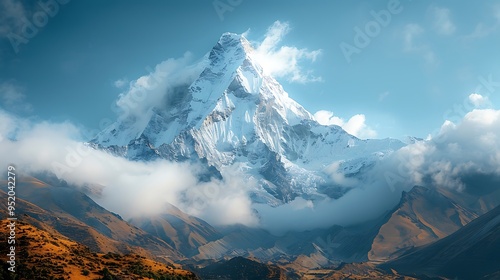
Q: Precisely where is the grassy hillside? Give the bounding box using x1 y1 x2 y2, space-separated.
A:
0 219 197 280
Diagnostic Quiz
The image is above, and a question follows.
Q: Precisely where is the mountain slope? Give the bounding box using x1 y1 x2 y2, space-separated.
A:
92 32 405 205
368 186 478 261
186 217 385 266
196 256 292 280
0 176 184 261
129 205 222 257
0 219 196 280
380 204 500 279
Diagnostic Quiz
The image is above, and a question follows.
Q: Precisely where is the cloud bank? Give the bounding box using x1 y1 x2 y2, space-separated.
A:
3 104 499 234
0 109 258 227
375 107 500 198
256 106 500 233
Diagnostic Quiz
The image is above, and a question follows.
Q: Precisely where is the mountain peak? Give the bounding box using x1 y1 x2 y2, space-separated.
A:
217 32 253 53
218 32 243 45
207 32 254 71
93 31 406 205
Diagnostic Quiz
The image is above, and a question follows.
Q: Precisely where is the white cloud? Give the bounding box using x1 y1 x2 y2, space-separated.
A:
2 19 499 234
464 23 499 40
254 177 403 234
2 107 500 234
0 110 27 142
392 108 500 191
324 161 358 187
112 52 205 129
0 0 29 37
403 24 424 52
314 110 343 126
0 81 24 103
402 24 437 66
344 114 377 139
430 6 456 35
113 78 129 88
255 107 500 233
180 164 259 227
314 110 377 139
495 5 500 21
0 105 392 235
0 109 259 226
252 21 322 83
379 91 390 102
0 81 33 113
463 5 500 40
468 93 491 108
111 21 323 134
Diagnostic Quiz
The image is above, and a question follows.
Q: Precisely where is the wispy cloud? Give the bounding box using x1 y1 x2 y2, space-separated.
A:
379 91 390 102
0 109 259 226
252 21 322 83
0 81 33 113
113 78 129 89
403 24 424 52
430 6 456 35
463 5 500 40
464 23 499 40
468 93 491 108
112 52 205 129
0 0 30 37
402 23 437 66
314 110 377 139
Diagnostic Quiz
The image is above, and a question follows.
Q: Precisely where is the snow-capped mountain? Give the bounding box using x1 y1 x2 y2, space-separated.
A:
92 33 405 205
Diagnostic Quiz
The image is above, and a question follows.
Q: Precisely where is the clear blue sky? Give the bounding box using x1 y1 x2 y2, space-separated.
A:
1 0 499 139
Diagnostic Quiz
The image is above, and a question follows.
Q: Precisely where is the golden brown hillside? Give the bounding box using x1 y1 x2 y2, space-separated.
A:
369 186 478 261
0 177 183 261
0 219 197 280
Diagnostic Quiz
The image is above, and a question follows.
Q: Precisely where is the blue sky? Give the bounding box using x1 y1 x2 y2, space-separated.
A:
1 0 500 140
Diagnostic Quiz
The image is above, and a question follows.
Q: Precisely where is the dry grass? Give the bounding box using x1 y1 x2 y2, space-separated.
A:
0 219 197 279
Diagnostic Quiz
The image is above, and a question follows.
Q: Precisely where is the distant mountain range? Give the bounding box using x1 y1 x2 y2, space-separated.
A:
4 172 499 279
